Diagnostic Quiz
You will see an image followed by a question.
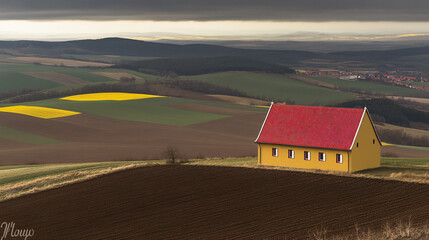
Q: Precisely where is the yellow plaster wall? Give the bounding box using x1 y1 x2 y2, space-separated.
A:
349 112 381 172
258 143 350 172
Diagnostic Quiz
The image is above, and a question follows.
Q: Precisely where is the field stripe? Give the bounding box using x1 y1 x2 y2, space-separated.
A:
61 92 164 101
0 106 80 119
0 125 63 145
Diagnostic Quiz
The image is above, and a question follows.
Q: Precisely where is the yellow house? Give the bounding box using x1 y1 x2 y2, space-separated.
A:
255 104 380 173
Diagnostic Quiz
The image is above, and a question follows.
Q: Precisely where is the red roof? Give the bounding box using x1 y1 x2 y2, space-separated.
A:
256 105 365 150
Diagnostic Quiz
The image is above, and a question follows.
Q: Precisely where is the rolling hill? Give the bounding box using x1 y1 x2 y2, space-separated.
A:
3 38 429 69
0 38 322 65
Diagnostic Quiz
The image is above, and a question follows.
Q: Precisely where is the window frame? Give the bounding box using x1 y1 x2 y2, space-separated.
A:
304 151 311 161
272 148 278 157
319 152 326 162
336 154 343 164
288 149 295 159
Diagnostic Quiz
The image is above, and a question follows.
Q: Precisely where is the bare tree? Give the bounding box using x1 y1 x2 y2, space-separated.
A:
164 146 179 164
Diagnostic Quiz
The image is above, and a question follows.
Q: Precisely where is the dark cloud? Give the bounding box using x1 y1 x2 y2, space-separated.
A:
0 0 429 21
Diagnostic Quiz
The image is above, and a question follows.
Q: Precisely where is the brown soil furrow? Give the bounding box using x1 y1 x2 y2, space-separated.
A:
1 165 429 239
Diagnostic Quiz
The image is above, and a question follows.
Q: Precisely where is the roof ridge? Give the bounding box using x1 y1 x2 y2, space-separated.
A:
275 104 364 111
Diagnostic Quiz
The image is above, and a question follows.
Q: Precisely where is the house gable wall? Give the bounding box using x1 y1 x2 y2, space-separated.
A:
349 112 381 172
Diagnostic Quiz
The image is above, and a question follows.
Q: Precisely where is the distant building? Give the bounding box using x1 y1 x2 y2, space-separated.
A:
255 104 380 173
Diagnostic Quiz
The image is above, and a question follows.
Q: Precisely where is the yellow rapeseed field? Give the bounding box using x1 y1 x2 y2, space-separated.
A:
61 92 164 101
253 105 270 108
0 106 81 119
382 142 393 146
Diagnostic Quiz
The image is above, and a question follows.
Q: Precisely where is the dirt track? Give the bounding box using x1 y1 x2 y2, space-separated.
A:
1 165 429 239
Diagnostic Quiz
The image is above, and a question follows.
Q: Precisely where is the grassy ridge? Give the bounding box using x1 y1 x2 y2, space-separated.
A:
184 72 356 105
0 161 160 200
1 156 428 201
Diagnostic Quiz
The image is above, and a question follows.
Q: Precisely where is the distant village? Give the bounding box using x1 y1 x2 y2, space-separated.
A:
299 70 429 91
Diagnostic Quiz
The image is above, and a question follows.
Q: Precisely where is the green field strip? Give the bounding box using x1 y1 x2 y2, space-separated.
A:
184 72 356 105
387 144 429 151
0 63 118 85
0 71 62 93
0 124 63 145
16 97 230 126
381 158 429 166
183 100 268 112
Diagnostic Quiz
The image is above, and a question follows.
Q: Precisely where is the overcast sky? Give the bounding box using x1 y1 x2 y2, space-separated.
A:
1 0 429 40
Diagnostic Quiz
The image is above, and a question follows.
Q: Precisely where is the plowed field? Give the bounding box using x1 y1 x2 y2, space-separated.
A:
0 104 265 165
1 165 429 239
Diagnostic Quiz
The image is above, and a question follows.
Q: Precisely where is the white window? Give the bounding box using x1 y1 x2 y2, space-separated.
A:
304 151 311 160
288 150 295 159
272 148 278 157
336 154 343 164
319 152 326 162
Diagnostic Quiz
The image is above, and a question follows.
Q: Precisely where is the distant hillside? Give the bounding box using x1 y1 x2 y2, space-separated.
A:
2 38 429 68
116 56 295 76
329 46 429 62
335 99 429 127
0 38 321 65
